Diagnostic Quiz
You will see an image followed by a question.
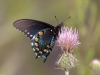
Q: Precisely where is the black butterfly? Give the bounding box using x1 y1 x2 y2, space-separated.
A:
13 19 63 62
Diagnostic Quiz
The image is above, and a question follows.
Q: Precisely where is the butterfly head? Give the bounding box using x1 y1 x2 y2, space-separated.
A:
56 22 64 33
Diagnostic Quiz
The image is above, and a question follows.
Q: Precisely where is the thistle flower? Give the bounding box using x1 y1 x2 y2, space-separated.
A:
56 26 80 75
57 26 81 53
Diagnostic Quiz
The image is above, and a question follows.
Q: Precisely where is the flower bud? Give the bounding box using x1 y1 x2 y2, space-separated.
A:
56 53 77 71
90 59 100 75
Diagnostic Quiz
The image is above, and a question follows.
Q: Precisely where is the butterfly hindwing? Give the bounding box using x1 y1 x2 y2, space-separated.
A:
13 19 54 39
31 28 56 62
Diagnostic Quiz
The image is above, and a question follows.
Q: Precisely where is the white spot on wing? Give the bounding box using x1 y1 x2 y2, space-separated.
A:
31 43 34 46
16 29 19 30
32 36 35 39
30 35 33 37
25 30 27 32
42 56 46 58
38 56 40 57
35 53 37 55
19 30 22 32
27 32 30 34
33 48 35 51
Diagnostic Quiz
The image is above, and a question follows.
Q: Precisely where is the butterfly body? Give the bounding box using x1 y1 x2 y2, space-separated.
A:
13 19 63 62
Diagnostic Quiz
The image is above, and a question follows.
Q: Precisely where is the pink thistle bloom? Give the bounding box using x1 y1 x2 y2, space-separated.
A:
57 26 81 53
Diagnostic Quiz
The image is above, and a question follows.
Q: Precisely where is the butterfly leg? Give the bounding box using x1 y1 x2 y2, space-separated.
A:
43 52 50 63
35 55 38 59
35 53 40 59
43 58 47 63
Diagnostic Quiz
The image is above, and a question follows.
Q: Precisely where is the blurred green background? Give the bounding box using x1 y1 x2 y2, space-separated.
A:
0 0 100 75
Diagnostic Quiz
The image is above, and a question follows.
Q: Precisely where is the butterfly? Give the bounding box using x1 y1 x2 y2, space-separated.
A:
13 19 63 62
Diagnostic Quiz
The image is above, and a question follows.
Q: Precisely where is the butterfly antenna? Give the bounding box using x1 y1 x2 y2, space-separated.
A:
55 16 59 24
62 16 71 22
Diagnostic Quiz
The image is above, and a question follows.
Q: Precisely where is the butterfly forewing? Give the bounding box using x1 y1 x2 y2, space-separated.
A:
13 19 54 39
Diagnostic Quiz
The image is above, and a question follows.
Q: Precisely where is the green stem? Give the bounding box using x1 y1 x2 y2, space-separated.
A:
65 71 69 75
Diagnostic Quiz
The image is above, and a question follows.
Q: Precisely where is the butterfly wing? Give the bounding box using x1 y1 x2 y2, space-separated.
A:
31 28 56 62
13 19 57 62
13 19 54 39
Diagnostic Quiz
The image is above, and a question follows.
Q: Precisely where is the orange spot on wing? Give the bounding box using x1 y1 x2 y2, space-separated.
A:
47 45 50 48
36 48 39 51
38 31 44 36
35 38 39 42
44 49 47 52
35 43 38 47
39 51 42 54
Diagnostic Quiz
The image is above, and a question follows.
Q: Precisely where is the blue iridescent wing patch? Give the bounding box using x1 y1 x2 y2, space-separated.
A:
31 28 56 62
